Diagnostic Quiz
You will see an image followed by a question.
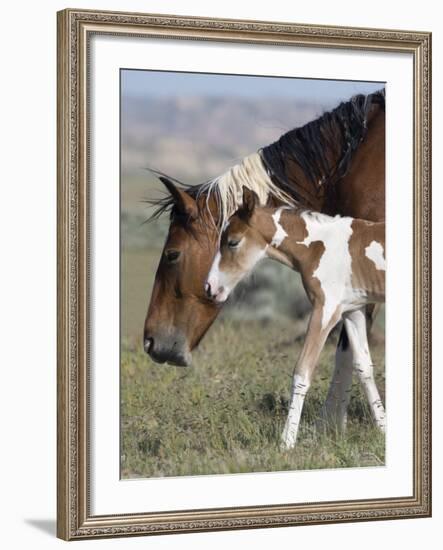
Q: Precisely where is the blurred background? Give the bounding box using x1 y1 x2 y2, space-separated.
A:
121 70 384 341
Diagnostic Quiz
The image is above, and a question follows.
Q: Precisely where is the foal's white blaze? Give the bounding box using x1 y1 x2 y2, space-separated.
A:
207 251 221 282
271 207 289 247
365 240 386 271
206 251 229 303
207 245 267 302
297 212 354 329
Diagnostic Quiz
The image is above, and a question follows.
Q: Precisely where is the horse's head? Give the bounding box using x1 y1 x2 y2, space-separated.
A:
205 188 267 304
143 177 220 367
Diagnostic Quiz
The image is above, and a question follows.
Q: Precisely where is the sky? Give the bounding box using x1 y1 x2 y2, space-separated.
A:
122 69 384 104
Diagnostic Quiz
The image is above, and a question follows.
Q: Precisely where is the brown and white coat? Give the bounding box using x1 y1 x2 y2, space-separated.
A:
206 189 386 449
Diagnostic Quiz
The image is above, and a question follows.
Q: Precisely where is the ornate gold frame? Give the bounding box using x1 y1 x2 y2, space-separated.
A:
57 8 431 540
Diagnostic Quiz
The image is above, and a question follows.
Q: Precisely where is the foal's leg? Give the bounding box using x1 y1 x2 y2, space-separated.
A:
281 307 339 450
320 304 379 431
343 308 386 431
319 325 354 432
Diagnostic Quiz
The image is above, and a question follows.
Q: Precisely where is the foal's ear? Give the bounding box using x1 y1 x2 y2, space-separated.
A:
159 177 198 219
240 187 259 220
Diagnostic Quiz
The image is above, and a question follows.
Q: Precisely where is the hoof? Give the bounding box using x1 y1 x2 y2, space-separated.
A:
376 420 386 433
280 433 297 451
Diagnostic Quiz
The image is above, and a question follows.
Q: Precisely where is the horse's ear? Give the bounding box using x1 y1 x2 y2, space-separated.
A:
159 177 198 219
240 187 259 220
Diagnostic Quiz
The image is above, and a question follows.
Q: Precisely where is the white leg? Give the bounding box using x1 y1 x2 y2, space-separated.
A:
343 308 386 431
281 373 311 449
320 325 354 432
282 307 339 450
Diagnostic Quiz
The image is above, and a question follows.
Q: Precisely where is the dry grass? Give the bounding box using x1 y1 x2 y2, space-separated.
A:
121 236 385 479
121 319 385 479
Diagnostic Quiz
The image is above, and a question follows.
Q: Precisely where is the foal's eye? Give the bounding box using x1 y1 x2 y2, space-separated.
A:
165 250 181 263
228 239 241 249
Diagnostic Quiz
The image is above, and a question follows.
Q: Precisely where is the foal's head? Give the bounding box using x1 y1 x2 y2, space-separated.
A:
205 188 267 303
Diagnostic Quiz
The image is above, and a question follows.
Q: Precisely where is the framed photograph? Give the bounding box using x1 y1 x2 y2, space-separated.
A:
57 8 431 540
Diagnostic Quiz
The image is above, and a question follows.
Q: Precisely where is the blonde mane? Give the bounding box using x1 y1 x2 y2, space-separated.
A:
197 152 296 229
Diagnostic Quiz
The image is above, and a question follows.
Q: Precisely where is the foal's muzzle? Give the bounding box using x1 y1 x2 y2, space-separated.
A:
204 281 228 303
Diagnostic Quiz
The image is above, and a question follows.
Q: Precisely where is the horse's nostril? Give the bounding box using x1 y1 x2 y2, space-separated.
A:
204 282 212 298
144 337 153 354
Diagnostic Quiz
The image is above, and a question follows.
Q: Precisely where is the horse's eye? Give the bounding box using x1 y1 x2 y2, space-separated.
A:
228 239 240 249
165 250 181 263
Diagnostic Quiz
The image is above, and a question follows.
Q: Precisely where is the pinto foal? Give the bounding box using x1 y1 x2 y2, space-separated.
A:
205 189 386 450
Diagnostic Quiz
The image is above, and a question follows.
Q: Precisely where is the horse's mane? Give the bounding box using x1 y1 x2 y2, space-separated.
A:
260 89 385 206
145 155 295 229
146 89 385 227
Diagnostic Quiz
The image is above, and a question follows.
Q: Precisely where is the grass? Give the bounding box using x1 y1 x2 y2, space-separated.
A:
121 248 159 341
121 318 385 479
121 243 385 479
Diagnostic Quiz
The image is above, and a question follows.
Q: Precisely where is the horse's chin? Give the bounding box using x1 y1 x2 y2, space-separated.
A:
147 346 192 367
153 356 191 368
167 355 192 367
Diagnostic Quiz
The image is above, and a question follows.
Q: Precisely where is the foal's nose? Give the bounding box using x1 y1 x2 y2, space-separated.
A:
204 281 213 299
205 280 225 302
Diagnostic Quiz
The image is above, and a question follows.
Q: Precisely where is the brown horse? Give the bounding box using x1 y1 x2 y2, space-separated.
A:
143 90 385 427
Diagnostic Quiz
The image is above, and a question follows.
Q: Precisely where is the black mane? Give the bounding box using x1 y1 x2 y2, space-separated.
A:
260 89 385 206
146 89 385 220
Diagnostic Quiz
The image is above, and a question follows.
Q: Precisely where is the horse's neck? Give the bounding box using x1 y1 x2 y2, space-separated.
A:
263 101 385 216
324 105 385 220
266 122 351 213
276 162 327 212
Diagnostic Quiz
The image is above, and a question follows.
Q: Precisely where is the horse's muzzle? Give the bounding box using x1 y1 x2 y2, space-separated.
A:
143 333 191 367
